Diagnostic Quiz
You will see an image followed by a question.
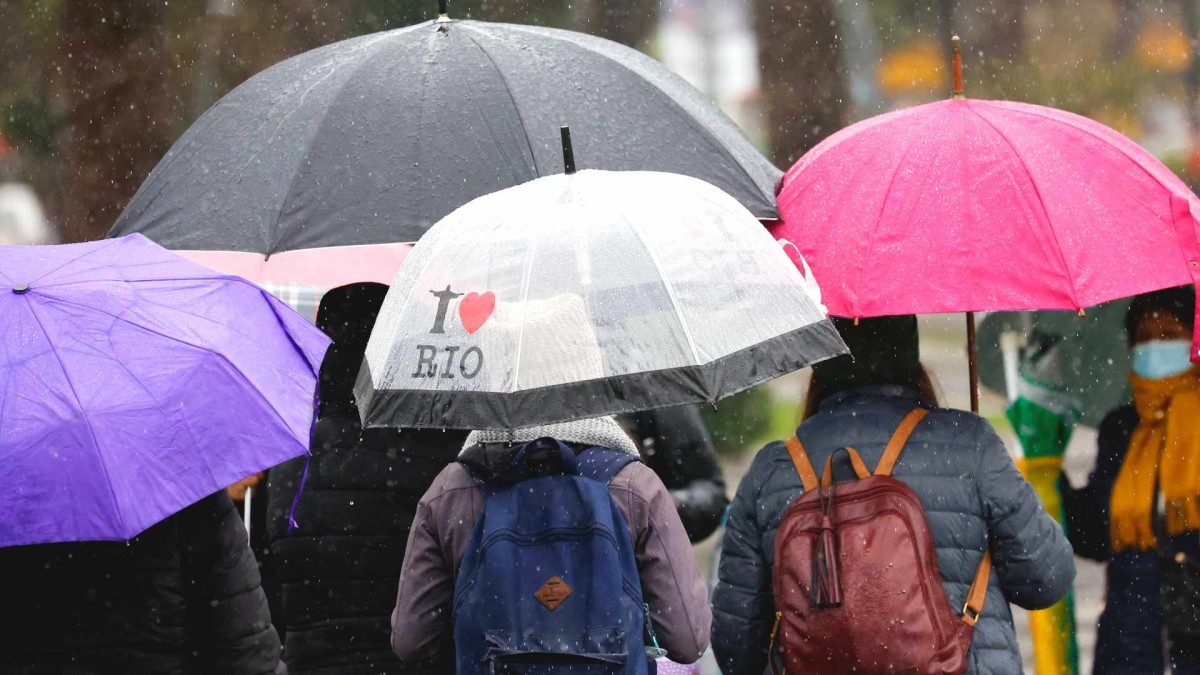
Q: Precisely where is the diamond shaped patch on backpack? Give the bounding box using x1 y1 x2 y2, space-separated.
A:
535 576 572 610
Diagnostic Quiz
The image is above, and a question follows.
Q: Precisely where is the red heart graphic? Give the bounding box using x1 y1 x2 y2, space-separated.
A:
458 291 495 334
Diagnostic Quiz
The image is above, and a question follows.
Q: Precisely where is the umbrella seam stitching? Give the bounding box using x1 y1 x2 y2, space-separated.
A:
783 104 930 191
21 239 125 289
994 103 1193 196
363 220 454 398
622 209 704 368
966 103 1083 309
849 111 936 318
509 211 543 394
460 28 540 176
108 27 419 240
38 290 304 448
18 294 128 536
993 103 1200 285
259 33 400 253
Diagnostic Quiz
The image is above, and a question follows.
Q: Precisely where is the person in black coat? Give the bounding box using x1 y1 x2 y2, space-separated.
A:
0 491 282 674
265 283 466 674
619 405 728 542
1062 286 1200 674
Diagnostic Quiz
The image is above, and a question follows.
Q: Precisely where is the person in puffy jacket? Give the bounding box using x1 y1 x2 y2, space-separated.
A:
1061 286 1200 674
711 315 1075 675
619 405 728 542
391 416 711 672
0 491 281 674
265 283 466 674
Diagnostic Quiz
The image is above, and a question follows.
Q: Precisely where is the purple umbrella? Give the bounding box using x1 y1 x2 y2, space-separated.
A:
0 234 330 547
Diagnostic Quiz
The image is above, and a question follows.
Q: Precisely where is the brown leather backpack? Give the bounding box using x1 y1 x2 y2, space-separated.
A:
770 408 992 675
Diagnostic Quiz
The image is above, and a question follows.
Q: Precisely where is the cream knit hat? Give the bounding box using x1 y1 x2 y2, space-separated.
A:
461 415 639 457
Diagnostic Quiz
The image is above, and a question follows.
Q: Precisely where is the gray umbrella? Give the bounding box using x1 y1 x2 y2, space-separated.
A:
109 15 781 288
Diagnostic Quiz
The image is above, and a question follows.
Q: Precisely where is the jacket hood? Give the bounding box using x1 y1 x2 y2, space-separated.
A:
461 416 639 458
458 435 637 485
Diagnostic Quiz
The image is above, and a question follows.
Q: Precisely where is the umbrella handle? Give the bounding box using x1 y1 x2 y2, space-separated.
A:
243 486 252 538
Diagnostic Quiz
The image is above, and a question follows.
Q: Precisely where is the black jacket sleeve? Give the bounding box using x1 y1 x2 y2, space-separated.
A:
1060 405 1137 562
625 406 728 542
711 445 775 675
975 418 1076 610
180 491 283 675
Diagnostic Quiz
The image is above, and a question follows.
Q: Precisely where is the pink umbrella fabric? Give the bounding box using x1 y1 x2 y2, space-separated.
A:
772 97 1200 357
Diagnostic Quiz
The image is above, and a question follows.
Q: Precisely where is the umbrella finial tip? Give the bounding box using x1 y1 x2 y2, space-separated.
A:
951 35 965 99
12 284 29 295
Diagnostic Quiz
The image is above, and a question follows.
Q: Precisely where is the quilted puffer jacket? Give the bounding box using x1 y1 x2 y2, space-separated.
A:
712 386 1075 675
0 491 281 674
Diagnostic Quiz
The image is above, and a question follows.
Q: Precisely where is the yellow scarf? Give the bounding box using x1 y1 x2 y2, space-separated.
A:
1110 367 1200 552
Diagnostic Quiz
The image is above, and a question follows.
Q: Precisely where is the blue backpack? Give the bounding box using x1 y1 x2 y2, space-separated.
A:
453 438 657 674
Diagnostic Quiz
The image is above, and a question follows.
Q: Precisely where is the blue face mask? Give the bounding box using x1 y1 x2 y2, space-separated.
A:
1132 339 1194 380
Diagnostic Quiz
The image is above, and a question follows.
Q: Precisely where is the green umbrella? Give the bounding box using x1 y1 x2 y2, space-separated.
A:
978 299 1131 427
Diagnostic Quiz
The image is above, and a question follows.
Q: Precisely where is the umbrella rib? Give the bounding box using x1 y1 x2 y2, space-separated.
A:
460 28 540 177
498 23 767 202
623 212 703 368
17 296 128 537
21 238 124 289
509 219 542 394
849 112 937 318
257 34 399 254
997 103 1194 196
39 292 301 443
967 104 1083 309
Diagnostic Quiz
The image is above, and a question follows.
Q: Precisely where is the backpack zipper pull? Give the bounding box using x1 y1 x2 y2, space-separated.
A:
644 602 668 659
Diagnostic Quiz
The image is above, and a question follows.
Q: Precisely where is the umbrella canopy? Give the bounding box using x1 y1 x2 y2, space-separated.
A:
771 97 1199 320
109 17 781 289
356 170 845 430
978 302 1132 427
0 234 330 547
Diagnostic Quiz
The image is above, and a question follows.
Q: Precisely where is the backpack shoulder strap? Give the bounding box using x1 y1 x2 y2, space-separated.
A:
576 447 640 485
873 407 929 477
962 550 992 626
784 436 819 492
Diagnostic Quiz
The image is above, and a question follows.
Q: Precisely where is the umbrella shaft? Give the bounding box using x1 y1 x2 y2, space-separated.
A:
967 312 980 413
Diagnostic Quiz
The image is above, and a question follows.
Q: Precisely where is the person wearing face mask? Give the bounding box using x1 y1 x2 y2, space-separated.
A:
1061 285 1200 674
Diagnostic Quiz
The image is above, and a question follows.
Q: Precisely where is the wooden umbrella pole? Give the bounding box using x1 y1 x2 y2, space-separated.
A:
966 311 980 413
952 35 964 99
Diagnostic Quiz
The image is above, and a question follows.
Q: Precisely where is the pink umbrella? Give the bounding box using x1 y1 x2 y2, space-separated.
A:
772 38 1200 410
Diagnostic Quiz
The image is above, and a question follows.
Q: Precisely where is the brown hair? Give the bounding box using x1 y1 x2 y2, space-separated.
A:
802 363 940 421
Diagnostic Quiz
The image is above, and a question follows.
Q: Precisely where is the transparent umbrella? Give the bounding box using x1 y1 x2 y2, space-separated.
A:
356 160 845 430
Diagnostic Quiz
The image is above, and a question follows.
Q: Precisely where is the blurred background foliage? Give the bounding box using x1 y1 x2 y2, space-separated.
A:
5 0 1200 242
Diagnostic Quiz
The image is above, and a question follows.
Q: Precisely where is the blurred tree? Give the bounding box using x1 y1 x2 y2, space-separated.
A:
753 0 847 163
55 0 182 242
573 0 658 49
1110 0 1146 58
960 0 1026 65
